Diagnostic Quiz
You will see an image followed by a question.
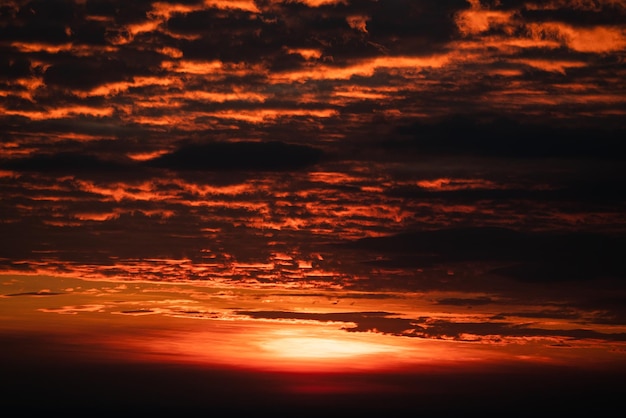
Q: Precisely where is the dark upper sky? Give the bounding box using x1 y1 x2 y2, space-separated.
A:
2 0 625 275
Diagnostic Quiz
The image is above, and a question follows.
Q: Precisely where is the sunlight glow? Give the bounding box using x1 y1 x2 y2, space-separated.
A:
261 336 396 359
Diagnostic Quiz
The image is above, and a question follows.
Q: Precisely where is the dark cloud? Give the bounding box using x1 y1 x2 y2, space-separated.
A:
43 58 138 90
519 7 626 27
436 296 493 306
166 8 260 35
170 8 295 63
163 0 470 66
480 0 626 26
387 115 626 160
495 308 581 320
71 21 110 46
491 262 609 283
146 141 324 172
362 0 469 50
0 203 280 274
1 152 133 173
0 56 32 80
6 291 65 297
236 310 416 334
386 181 626 206
408 318 626 342
347 227 626 282
0 1 73 44
119 309 154 314
235 308 626 342
0 115 150 143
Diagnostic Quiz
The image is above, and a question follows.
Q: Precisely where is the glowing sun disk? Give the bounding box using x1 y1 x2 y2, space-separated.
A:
261 336 395 359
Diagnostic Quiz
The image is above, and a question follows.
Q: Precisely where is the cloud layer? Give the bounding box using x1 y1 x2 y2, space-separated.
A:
1 1 626 390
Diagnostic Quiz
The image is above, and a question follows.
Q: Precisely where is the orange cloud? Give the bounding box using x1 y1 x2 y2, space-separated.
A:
273 55 452 82
74 212 121 222
161 60 224 75
79 76 179 98
527 22 626 53
455 0 516 36
332 87 390 101
10 42 118 55
171 179 257 196
110 0 262 46
456 2 626 54
346 15 369 33
284 0 347 7
308 171 366 185
127 150 171 161
75 180 178 202
1 105 115 120
285 48 323 60
1 76 45 101
156 46 184 58
416 178 500 191
452 36 562 54
198 108 338 122
203 0 260 12
511 58 588 74
149 1 203 19
181 90 267 103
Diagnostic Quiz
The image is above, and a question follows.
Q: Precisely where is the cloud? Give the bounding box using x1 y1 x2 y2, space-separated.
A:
2 0 624 144
42 57 148 91
0 56 32 80
363 0 469 46
6 290 64 297
0 0 73 44
346 227 626 282
495 308 581 320
521 7 626 27
236 310 417 334
386 180 626 207
1 152 133 174
234 308 626 342
436 296 493 306
388 114 626 159
407 318 626 342
145 141 324 171
1 139 331 180
1 0 625 317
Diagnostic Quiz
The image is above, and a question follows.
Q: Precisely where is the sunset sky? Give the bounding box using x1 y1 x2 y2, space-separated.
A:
1 0 626 414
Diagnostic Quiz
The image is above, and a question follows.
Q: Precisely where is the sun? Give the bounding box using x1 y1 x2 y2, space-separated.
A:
261 336 395 359
254 328 406 372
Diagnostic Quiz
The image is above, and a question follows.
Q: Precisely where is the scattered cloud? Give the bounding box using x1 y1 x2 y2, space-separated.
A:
1 0 625 392
235 308 626 343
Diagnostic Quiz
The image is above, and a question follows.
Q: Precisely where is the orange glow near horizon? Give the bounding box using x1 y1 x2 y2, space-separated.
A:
3 273 626 376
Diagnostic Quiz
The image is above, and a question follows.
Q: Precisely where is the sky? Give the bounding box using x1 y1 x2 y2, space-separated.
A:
1 0 626 415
